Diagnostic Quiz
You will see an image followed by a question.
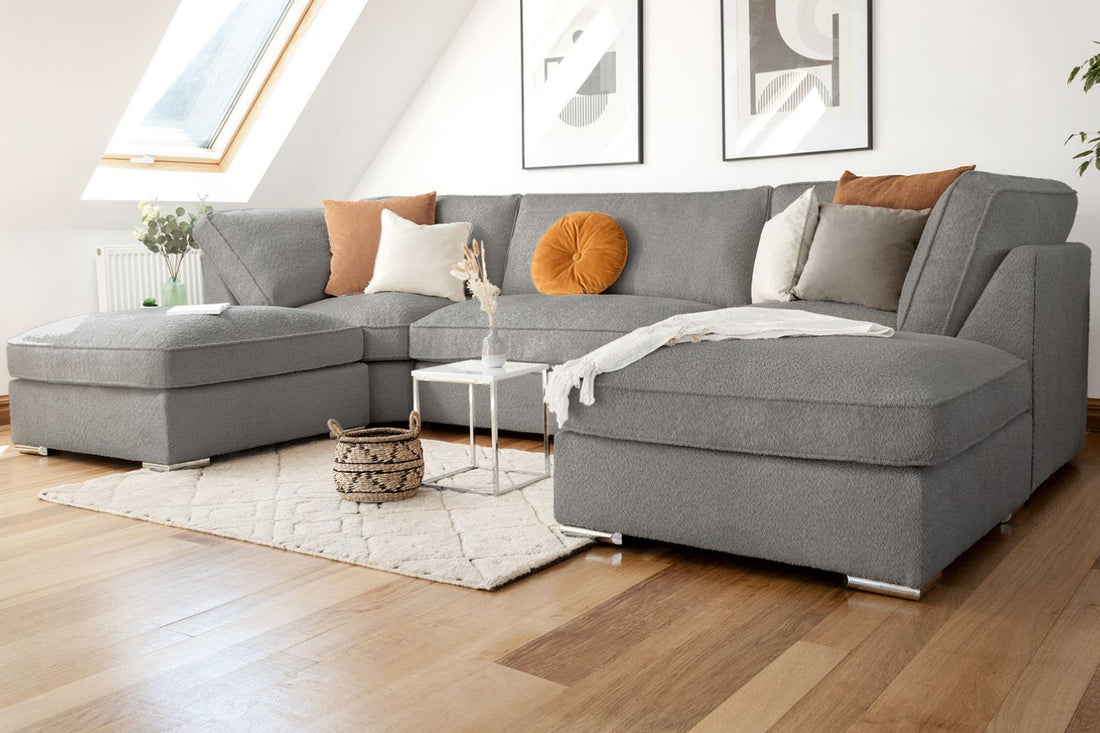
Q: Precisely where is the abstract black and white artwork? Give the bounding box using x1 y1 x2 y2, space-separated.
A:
521 0 642 169
722 0 871 160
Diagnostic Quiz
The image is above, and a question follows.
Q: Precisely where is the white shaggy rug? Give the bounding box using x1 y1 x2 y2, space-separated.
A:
38 439 591 590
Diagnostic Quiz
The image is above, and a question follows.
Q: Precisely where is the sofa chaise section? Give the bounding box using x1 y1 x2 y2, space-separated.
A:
559 333 1029 466
7 307 369 467
553 171 1084 597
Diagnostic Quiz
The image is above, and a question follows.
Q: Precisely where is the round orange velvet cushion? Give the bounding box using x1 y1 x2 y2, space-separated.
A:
531 212 628 295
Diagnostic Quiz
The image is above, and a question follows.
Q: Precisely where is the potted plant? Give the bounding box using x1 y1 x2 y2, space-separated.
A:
1067 41 1100 175
132 197 212 307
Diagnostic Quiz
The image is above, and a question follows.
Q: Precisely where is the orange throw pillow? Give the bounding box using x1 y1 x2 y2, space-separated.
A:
833 166 976 210
531 212 628 295
323 192 437 296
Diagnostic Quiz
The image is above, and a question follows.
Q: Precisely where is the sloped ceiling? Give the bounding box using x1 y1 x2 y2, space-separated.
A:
0 0 476 231
0 0 177 230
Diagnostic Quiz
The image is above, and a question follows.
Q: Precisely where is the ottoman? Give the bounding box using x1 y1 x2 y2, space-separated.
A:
7 306 370 469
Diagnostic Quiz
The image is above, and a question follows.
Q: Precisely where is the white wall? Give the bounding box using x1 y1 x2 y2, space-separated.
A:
355 0 1100 393
0 0 475 387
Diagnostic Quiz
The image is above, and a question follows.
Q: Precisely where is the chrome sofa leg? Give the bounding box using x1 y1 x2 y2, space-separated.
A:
559 524 623 545
845 573 941 601
142 458 211 472
13 444 49 456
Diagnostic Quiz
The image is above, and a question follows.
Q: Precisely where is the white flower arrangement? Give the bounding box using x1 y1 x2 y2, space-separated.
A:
450 239 501 328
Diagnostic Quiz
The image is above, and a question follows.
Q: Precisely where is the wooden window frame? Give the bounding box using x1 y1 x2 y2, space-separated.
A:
100 0 321 173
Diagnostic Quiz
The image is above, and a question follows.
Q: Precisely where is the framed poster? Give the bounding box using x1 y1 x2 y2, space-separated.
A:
721 0 871 161
521 0 643 169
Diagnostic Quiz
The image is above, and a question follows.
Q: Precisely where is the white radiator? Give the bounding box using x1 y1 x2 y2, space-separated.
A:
95 246 204 312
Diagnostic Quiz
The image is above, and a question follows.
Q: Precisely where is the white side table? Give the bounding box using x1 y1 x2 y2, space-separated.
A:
411 360 551 496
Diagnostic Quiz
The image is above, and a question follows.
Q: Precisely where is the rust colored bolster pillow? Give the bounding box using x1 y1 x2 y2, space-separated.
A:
833 166 976 210
531 212 628 295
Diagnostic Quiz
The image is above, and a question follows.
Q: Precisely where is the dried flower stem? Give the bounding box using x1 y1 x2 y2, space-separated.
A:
451 239 500 329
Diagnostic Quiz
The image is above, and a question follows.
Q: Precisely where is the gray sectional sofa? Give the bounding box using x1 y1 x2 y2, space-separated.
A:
7 171 1087 597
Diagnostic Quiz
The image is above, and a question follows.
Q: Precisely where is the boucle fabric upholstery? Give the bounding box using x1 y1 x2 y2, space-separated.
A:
196 208 332 308
959 243 1090 488
554 415 1031 588
11 363 370 465
502 189 771 307
897 172 1078 335
411 294 716 364
561 333 1028 466
7 307 363 389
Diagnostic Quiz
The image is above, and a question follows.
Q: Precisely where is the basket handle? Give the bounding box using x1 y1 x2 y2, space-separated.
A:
408 411 421 435
327 419 344 438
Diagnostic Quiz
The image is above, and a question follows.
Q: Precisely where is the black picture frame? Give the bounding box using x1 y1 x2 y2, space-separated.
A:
721 0 872 161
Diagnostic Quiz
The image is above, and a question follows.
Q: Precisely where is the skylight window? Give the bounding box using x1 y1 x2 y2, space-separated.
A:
104 0 312 165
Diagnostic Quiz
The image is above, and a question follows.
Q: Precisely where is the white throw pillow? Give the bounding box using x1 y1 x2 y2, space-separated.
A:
365 209 472 302
751 188 820 303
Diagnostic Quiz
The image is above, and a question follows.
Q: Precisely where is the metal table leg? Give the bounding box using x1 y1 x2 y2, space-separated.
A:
468 383 476 466
542 369 550 476
490 380 500 493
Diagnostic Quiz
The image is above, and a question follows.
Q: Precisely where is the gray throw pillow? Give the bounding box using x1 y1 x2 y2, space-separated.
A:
792 203 930 311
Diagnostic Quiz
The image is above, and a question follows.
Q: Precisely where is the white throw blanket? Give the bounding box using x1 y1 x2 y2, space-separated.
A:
544 307 894 427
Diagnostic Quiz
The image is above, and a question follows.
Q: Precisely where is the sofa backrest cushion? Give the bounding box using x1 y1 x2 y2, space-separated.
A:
771 181 837 217
897 171 1078 335
502 189 771 307
195 208 331 308
435 194 521 288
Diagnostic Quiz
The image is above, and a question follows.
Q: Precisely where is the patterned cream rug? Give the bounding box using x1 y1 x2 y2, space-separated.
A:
38 439 591 590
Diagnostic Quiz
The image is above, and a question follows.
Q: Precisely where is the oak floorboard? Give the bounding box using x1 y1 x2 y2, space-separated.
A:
498 554 754 685
689 640 847 733
4 425 1100 731
986 570 1100 732
847 460 1100 731
516 564 845 732
1066 661 1100 733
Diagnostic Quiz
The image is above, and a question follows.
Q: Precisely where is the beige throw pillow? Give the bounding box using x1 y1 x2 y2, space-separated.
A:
365 209 472 302
751 188 819 303
792 203 930 312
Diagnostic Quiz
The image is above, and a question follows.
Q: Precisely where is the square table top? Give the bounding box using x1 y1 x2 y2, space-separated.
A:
411 360 550 385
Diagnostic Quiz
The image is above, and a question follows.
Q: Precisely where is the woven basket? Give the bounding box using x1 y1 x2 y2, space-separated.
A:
328 412 424 502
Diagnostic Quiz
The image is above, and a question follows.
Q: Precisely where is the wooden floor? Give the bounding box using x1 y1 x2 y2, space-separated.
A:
1 426 1099 732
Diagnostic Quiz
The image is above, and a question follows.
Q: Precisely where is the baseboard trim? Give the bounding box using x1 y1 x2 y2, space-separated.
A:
0 395 8 427
1088 399 1100 434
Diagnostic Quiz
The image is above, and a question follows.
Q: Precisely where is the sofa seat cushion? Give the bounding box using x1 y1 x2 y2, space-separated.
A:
301 292 452 361
7 306 363 389
753 300 898 329
561 332 1028 467
410 294 716 364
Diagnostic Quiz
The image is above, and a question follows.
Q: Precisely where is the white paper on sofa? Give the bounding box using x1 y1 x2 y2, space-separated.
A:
544 307 894 427
166 303 231 316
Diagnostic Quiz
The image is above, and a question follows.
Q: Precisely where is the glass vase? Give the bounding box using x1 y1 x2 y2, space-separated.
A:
481 327 506 369
161 279 188 307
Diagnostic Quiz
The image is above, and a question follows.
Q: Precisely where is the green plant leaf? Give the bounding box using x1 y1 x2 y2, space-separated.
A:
176 207 185 217
1079 160 1091 176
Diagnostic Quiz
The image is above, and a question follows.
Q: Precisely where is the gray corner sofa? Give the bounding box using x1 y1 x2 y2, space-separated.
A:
7 171 1086 598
